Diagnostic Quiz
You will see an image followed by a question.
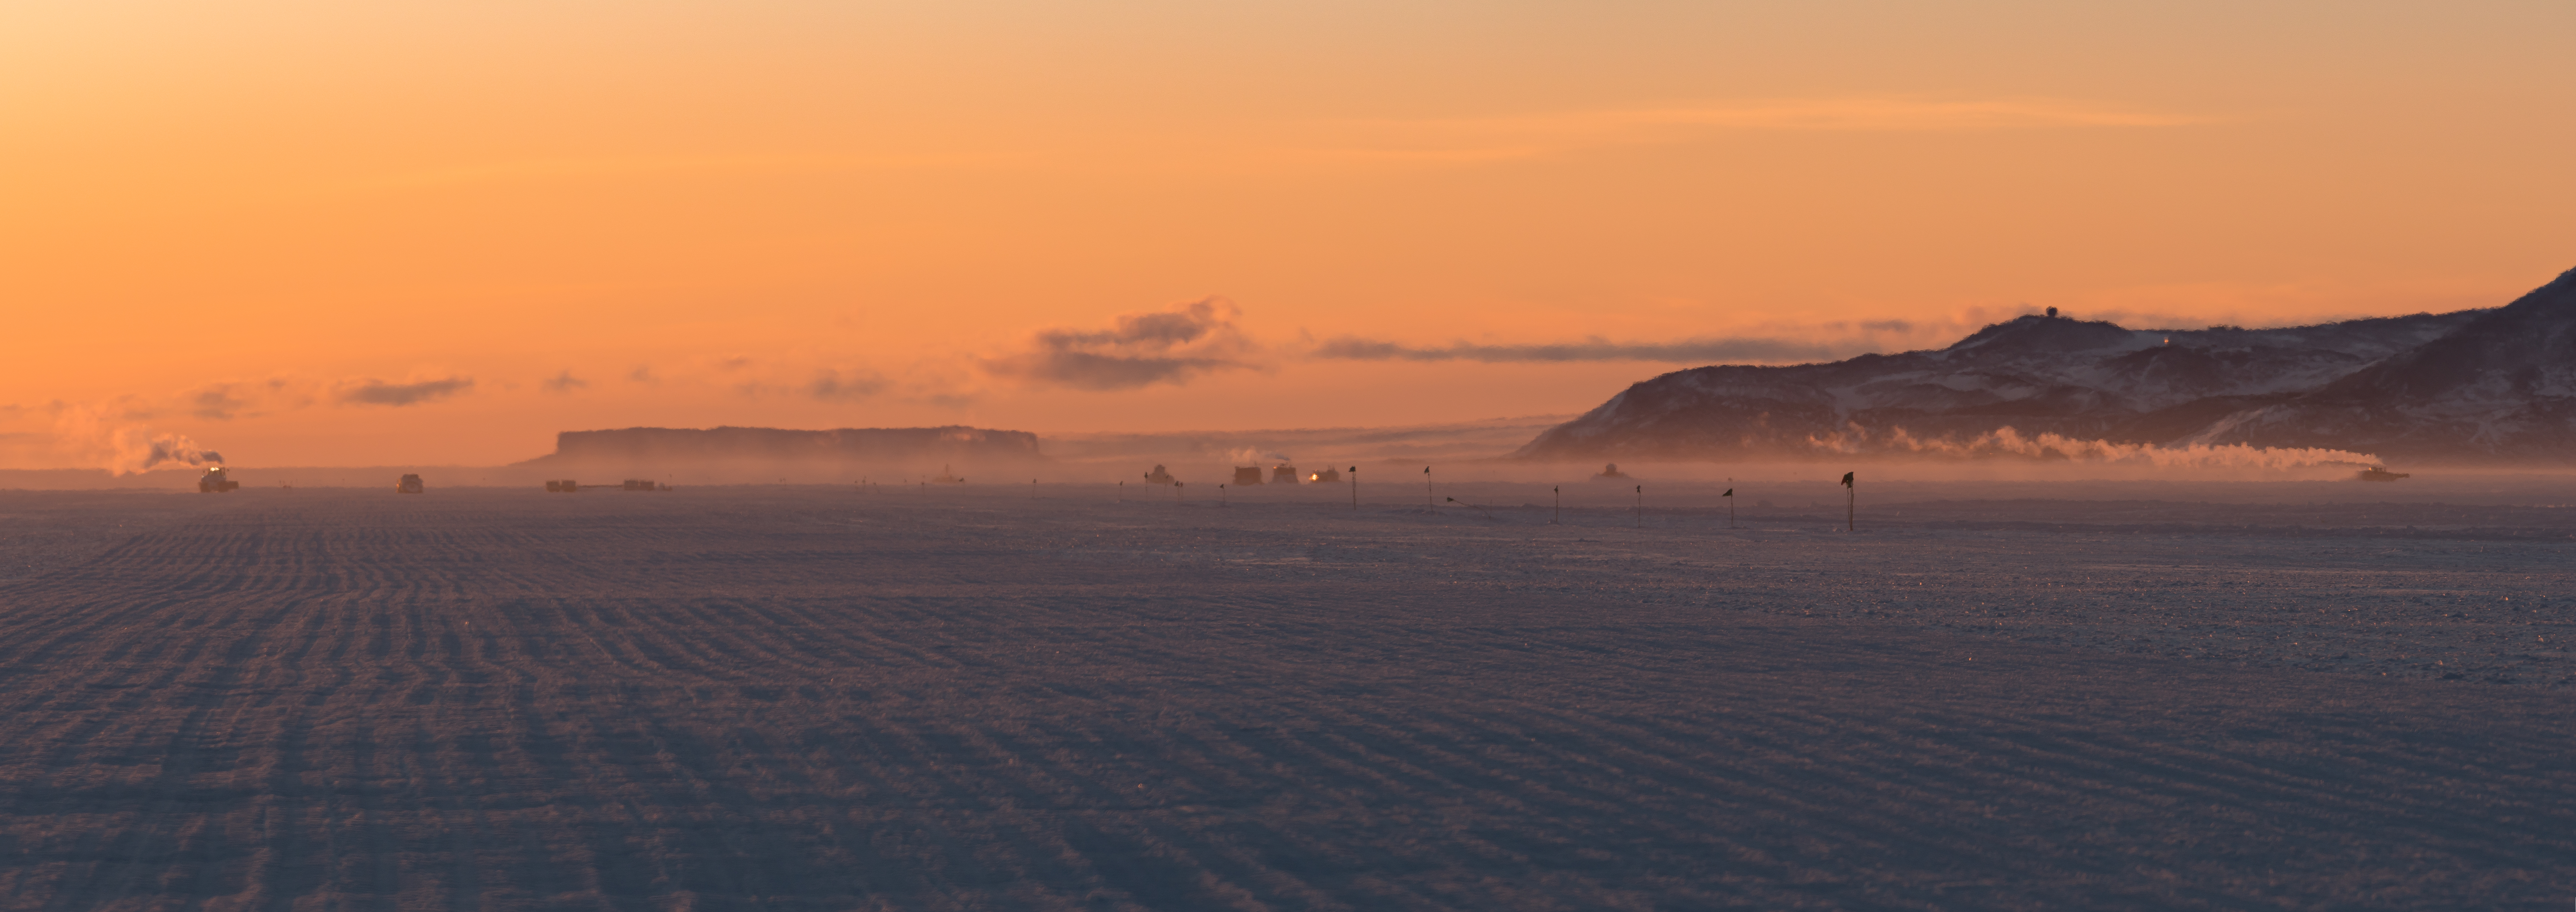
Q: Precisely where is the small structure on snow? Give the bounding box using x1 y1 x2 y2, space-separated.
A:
2357 466 2411 482
396 474 425 494
1233 466 1265 485
931 464 966 484
1306 467 1340 483
1143 465 1177 485
1270 464 1299 484
1593 463 1631 480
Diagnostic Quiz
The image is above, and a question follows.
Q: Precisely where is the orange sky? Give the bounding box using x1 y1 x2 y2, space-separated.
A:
5 1 2572 469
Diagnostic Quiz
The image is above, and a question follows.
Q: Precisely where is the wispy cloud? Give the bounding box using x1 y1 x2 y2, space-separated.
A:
1438 98 2201 133
1311 318 1942 366
1291 97 2204 164
805 368 888 401
336 375 475 407
1312 335 1847 365
981 298 1263 390
541 370 587 393
189 385 251 420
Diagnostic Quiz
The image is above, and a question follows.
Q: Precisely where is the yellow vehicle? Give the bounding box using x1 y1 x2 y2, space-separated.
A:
396 473 425 494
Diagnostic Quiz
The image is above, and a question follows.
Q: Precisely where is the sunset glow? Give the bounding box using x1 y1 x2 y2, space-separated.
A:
6 1 2571 468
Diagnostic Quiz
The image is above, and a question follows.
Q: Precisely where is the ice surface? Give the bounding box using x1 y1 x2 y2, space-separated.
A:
0 483 2569 908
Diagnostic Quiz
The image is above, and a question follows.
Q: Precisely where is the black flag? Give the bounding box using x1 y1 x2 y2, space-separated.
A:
1722 488 1733 497
1840 472 1854 487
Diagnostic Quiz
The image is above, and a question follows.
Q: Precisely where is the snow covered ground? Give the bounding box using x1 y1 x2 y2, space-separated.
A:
0 482 2568 908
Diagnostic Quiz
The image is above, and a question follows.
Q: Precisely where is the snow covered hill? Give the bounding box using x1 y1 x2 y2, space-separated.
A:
1515 267 2576 464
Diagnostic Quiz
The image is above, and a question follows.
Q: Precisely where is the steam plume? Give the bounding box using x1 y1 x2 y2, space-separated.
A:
53 406 225 475
1806 424 2379 470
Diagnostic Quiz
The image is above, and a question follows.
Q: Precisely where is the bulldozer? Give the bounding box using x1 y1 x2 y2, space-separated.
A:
197 466 239 493
396 473 425 494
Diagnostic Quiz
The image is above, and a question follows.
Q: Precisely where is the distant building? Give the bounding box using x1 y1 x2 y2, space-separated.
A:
1270 464 1299 484
396 474 425 494
1307 467 1341 483
1144 465 1177 485
1594 463 1631 480
1233 466 1265 485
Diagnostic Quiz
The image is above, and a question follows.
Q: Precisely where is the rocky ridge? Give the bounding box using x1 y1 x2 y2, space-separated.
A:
1516 267 2576 464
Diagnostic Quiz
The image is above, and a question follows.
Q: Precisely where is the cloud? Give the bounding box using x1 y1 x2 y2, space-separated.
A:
1466 98 2202 133
628 365 659 384
1312 335 1856 365
1293 97 2203 165
336 375 475 407
805 368 888 401
190 384 251 420
542 370 587 392
981 298 1262 390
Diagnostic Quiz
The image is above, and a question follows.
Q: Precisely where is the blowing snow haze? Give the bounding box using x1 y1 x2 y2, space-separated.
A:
1519 267 2576 466
512 425 1046 484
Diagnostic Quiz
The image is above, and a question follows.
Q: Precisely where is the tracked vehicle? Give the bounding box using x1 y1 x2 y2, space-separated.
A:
197 466 239 493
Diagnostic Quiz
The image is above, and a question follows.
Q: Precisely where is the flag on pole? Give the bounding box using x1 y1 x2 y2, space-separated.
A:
1840 472 1854 487
1722 488 1733 497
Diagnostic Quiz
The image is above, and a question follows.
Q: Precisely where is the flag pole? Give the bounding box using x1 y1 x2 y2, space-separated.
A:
1424 465 1433 512
1841 471 1854 532
1634 484 1642 528
1349 466 1358 511
1724 479 1734 529
1552 485 1560 524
